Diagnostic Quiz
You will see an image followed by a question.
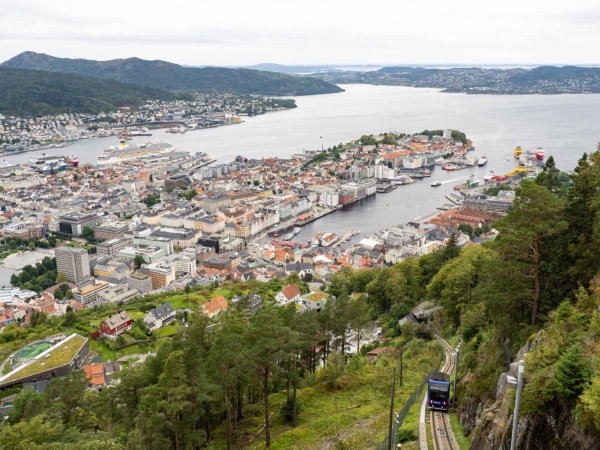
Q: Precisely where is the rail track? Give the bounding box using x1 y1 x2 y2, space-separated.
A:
419 336 460 450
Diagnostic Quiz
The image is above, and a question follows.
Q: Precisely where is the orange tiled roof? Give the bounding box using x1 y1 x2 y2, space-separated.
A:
83 363 106 386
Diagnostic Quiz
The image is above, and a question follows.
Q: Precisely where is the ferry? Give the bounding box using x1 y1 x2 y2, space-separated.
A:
514 146 523 159
464 174 481 188
431 181 442 187
535 148 545 161
477 155 488 167
30 154 78 168
97 140 177 165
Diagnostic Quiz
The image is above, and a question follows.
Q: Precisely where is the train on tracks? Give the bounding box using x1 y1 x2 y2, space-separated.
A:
427 371 451 412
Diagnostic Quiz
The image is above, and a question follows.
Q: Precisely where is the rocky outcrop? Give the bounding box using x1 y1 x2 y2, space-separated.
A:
463 333 600 450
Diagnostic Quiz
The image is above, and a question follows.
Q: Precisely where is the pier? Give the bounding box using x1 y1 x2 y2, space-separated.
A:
330 229 360 248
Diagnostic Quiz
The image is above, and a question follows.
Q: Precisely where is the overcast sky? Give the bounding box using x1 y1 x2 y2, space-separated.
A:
2 0 600 66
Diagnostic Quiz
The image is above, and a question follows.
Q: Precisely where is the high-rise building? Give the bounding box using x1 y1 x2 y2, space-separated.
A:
55 246 90 283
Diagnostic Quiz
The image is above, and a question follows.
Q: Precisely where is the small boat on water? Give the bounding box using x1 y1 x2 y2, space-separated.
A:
293 227 301 235
477 155 488 166
431 181 442 187
442 164 456 171
464 174 481 188
483 170 497 181
535 148 545 161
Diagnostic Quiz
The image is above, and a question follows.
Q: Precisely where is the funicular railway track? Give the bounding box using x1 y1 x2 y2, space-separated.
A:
428 336 459 450
429 337 458 450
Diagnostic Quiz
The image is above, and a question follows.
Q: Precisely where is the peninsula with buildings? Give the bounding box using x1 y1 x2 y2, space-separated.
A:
0 93 296 154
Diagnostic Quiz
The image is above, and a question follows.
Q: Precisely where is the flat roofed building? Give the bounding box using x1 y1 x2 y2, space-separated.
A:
118 245 167 264
73 280 109 308
127 272 152 295
93 223 129 240
132 236 173 256
95 237 133 257
146 261 176 289
203 194 231 213
56 246 90 283
96 285 138 306
0 333 89 390
151 228 201 249
58 212 102 236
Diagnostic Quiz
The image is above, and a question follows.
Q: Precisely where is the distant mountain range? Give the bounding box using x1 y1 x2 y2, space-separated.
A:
1 52 344 96
0 67 193 117
309 65 600 94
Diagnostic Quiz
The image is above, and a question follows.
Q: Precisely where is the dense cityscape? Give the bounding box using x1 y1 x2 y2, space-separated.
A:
1 2 600 449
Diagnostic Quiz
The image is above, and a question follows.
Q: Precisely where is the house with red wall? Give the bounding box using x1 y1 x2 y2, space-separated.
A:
100 311 132 340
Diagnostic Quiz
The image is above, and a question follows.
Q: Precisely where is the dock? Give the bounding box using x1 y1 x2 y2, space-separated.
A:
376 183 397 193
330 229 359 248
296 206 340 226
445 192 463 205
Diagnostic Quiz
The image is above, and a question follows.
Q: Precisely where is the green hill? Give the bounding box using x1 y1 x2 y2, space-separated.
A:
2 52 344 96
0 67 193 117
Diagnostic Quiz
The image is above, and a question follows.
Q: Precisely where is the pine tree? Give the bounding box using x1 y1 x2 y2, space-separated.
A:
443 233 460 261
554 343 591 398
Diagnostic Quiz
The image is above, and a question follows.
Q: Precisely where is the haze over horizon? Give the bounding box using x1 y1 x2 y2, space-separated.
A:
2 0 600 67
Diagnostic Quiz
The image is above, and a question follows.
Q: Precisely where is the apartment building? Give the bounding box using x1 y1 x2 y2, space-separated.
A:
56 246 90 283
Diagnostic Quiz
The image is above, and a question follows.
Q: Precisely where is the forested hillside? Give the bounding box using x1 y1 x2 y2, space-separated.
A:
0 67 192 117
2 52 344 96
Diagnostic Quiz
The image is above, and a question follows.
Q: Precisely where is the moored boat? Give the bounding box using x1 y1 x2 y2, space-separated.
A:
535 148 545 161
442 164 456 171
464 174 481 188
483 171 496 181
514 146 523 159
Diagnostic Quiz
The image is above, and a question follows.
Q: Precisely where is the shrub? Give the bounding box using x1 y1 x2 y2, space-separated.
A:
397 428 418 443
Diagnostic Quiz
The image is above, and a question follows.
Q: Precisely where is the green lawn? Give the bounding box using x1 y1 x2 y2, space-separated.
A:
89 339 117 362
119 345 141 356
155 325 178 338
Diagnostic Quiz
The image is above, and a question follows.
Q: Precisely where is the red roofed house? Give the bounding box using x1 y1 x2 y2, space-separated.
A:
83 361 122 389
275 284 301 305
202 295 229 319
100 311 132 340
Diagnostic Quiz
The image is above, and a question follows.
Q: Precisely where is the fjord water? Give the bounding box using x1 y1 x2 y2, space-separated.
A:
10 84 600 239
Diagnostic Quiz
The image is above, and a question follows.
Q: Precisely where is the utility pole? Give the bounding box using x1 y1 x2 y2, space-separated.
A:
510 360 525 450
453 348 458 409
388 367 396 450
400 343 404 387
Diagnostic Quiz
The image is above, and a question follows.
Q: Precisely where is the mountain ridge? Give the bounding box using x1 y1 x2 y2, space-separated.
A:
1 52 344 96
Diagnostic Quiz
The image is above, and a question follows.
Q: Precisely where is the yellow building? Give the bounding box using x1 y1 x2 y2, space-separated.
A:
147 262 176 290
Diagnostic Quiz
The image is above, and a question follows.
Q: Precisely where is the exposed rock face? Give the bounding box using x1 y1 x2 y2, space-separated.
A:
462 334 600 450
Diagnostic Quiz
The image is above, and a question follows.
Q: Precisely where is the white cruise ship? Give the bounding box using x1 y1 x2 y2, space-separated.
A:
97 140 177 165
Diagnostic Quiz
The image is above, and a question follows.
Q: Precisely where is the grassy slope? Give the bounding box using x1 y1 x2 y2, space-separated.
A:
208 340 443 449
